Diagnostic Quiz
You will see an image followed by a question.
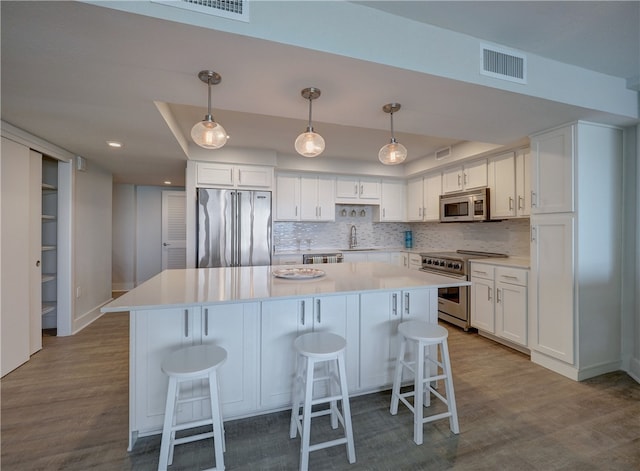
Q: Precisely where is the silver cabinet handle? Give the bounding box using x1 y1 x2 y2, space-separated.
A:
204 308 209 336
295 206 298 216
518 195 524 210
316 299 321 323
487 286 492 301
531 226 537 242
318 207 321 218
392 293 398 316
354 183 358 195
184 309 189 337
301 300 305 325
463 173 468 185
509 197 514 210
404 292 410 314
418 207 422 217
383 208 386 218
496 288 502 304
531 191 537 207
457 174 461 186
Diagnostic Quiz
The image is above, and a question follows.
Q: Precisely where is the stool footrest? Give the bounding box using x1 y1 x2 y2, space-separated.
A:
310 394 342 406
308 437 348 452
171 418 214 433
173 430 215 446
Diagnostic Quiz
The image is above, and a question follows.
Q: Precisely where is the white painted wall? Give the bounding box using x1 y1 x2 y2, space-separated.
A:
73 161 112 333
112 184 136 291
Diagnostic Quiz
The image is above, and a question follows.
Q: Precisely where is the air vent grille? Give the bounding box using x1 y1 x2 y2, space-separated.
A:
480 44 526 84
435 146 451 160
152 0 249 22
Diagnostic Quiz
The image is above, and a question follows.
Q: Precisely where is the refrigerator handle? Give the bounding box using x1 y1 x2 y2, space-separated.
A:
232 191 238 266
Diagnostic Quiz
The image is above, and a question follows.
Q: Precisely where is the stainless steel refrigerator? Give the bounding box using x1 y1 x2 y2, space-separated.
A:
197 188 272 268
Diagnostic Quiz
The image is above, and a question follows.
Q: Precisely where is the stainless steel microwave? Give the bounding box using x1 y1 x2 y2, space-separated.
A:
440 188 490 222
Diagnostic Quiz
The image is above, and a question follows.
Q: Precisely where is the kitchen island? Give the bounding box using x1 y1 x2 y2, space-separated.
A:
102 262 470 449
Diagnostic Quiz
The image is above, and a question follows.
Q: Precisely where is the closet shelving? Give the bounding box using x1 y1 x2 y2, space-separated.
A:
41 157 58 329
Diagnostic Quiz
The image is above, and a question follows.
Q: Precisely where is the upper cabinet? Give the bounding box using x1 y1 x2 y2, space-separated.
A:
530 126 574 214
196 163 273 189
275 174 335 221
374 180 406 222
515 149 531 217
488 152 517 219
335 176 380 204
442 159 487 194
406 172 441 222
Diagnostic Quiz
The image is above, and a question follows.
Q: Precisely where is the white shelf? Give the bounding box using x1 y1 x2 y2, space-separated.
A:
42 214 56 221
42 183 57 191
42 274 56 283
42 245 56 251
41 303 56 316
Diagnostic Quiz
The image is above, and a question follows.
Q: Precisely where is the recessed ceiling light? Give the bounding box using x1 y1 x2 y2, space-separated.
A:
164 181 172 185
106 141 123 148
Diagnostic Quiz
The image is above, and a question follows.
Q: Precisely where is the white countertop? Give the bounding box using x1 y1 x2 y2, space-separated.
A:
469 257 530 269
102 262 470 312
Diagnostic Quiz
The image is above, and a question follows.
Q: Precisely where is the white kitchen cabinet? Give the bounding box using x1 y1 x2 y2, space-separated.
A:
407 172 441 222
488 152 517 219
530 125 573 214
260 295 359 408
408 253 422 270
515 149 531 217
529 122 623 381
202 303 259 417
391 252 409 268
299 175 335 221
275 174 300 221
529 214 574 363
196 162 273 189
130 303 260 446
335 176 380 203
442 159 487 194
471 263 528 348
375 180 406 222
359 288 435 390
470 264 495 332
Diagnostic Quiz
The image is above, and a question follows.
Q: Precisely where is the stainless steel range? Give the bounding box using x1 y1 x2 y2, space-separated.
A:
420 250 507 331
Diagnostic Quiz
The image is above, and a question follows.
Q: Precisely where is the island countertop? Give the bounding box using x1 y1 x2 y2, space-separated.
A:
102 262 470 312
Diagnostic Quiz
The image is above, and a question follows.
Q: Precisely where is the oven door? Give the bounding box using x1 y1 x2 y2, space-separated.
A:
420 268 469 323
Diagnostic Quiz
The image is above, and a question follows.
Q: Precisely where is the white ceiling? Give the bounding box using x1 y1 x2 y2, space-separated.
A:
1 1 638 186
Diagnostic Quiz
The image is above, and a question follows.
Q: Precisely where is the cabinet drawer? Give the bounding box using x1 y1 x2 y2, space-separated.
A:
496 267 528 286
469 264 494 280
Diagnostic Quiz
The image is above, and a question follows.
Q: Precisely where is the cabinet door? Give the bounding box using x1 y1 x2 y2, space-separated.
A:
530 125 574 214
312 295 359 391
442 167 463 193
275 175 300 221
260 298 311 409
530 214 574 363
299 176 319 220
202 303 259 417
197 163 235 187
515 150 531 217
335 177 359 200
132 308 197 436
359 178 381 201
406 178 424 221
236 165 272 188
359 291 398 389
471 276 495 332
380 181 405 221
489 152 516 218
463 160 488 190
316 175 335 221
423 173 442 221
496 282 527 346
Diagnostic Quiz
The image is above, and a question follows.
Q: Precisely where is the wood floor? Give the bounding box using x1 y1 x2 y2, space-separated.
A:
2 311 639 470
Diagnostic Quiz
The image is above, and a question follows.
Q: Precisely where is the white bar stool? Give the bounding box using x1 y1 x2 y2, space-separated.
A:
289 332 356 471
390 320 459 445
158 344 227 471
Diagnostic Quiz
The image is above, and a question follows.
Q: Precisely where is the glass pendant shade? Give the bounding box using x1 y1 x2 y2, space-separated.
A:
295 130 325 157
379 103 407 165
191 117 228 149
378 140 408 165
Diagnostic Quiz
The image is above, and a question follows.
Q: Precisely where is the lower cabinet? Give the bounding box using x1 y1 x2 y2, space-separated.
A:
470 263 528 349
260 294 359 409
130 303 260 448
359 288 435 390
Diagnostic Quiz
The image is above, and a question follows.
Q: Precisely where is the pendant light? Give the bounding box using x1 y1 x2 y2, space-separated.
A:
191 70 228 149
379 103 407 165
295 87 325 158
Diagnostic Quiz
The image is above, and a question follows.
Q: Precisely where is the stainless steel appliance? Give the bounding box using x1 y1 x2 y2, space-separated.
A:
420 250 506 330
197 188 272 268
302 253 344 264
440 188 490 222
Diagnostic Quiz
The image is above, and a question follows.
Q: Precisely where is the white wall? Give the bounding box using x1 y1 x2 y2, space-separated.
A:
112 184 135 291
73 161 112 333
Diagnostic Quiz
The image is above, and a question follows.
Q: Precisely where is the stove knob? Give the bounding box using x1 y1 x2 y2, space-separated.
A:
427 260 432 265
447 262 453 268
439 261 445 267
453 263 461 270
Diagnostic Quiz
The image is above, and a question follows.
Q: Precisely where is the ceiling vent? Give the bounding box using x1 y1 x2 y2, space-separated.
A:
152 0 249 22
480 43 527 84
435 146 452 161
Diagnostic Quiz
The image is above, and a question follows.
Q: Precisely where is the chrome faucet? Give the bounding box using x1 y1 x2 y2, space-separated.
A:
350 225 357 249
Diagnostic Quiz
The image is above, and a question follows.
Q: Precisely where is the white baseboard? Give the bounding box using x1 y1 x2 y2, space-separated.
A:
629 356 640 384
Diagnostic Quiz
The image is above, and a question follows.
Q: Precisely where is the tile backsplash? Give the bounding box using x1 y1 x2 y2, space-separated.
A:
273 206 530 256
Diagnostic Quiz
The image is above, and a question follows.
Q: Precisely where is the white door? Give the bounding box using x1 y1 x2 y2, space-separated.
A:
161 191 186 270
